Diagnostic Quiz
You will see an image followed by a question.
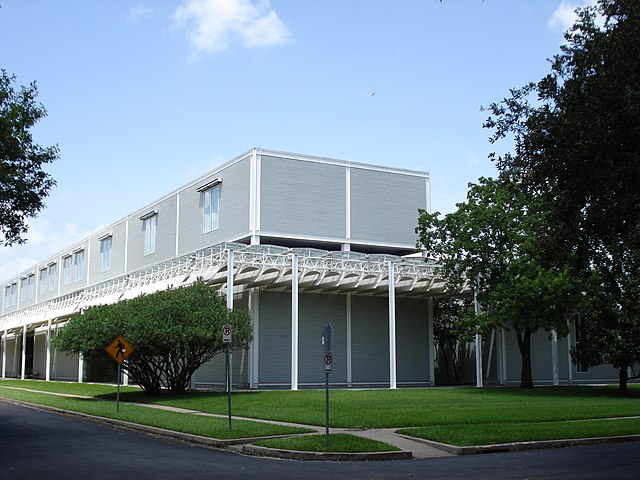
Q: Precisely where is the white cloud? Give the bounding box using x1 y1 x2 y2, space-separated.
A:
126 5 153 23
172 0 291 54
548 0 599 31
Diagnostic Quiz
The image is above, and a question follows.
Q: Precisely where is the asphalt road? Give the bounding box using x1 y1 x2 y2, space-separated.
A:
1 399 639 480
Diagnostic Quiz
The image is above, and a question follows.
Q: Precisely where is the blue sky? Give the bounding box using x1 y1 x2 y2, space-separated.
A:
0 0 591 280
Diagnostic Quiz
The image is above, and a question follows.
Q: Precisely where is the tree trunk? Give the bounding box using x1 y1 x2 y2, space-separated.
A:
516 328 534 388
619 364 629 395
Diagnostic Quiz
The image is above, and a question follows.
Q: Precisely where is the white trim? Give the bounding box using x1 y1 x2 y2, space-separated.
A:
388 261 397 389
345 164 351 244
78 352 83 383
195 178 222 192
551 329 559 385
175 190 180 256
291 254 299 390
45 318 51 381
139 210 158 221
474 289 483 387
346 293 352 387
21 325 27 380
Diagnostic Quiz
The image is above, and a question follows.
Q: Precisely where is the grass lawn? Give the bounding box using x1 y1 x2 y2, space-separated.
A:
2 379 640 448
0 382 312 440
255 434 400 453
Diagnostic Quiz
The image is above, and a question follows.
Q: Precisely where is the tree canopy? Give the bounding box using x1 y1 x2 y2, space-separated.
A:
417 176 588 387
483 0 640 392
53 280 253 395
0 70 58 246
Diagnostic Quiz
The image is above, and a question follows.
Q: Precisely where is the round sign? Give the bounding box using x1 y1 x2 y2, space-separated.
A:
324 352 332 366
222 324 232 336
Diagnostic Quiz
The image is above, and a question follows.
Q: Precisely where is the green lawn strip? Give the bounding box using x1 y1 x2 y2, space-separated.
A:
398 417 640 447
120 385 640 429
0 387 312 440
0 379 140 396
254 434 400 453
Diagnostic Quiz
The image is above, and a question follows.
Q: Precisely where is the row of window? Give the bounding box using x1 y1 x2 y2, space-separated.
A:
3 184 221 308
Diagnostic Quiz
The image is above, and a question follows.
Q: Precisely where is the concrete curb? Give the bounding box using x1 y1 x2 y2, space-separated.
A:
396 432 640 455
241 444 413 461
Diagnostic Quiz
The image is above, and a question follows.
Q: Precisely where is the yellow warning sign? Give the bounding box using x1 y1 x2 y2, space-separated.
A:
106 336 134 364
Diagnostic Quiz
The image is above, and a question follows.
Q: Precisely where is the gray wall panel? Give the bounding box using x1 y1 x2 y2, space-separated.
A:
260 155 346 239
298 293 346 385
179 157 251 254
127 195 177 272
396 298 430 384
88 221 127 285
351 296 390 384
258 291 292 385
350 168 426 246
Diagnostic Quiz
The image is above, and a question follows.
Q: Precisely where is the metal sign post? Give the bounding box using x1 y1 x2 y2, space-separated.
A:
105 336 134 414
322 323 333 447
222 324 233 431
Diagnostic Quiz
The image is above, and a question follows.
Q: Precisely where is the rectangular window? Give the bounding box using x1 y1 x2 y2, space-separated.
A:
74 250 84 281
10 283 16 306
48 263 57 291
203 185 220 233
27 274 35 299
39 268 47 295
100 236 112 271
19 277 27 302
62 256 72 285
142 214 157 255
4 286 10 307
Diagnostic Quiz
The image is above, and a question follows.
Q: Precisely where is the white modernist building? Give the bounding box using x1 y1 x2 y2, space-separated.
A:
0 148 622 388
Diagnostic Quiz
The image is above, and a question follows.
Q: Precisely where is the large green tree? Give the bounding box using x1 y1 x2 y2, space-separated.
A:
53 280 253 395
483 0 640 392
0 70 58 246
417 176 588 387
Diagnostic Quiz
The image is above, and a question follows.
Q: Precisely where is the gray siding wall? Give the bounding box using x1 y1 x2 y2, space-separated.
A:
58 239 90 296
260 155 346 240
396 298 430 385
350 168 426 247
88 221 127 285
298 293 347 386
351 296 390 385
127 195 178 272
179 157 251 254
258 290 292 385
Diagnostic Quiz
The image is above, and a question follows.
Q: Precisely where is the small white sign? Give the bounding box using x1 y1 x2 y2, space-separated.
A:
222 324 232 344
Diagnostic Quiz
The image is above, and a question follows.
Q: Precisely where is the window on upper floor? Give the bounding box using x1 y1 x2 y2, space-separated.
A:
9 283 16 306
62 256 72 285
141 212 157 256
27 273 35 299
4 286 10 307
48 263 57 291
100 236 112 271
74 250 84 281
19 277 27 302
202 185 220 233
39 268 47 295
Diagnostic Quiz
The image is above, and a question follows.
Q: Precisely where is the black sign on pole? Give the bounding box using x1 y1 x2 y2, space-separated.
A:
222 324 233 431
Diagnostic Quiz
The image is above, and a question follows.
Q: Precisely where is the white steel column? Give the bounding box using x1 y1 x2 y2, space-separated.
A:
474 289 483 388
249 288 260 388
21 325 27 380
291 254 299 390
344 164 351 251
45 319 52 381
427 297 435 385
346 293 352 387
78 353 84 383
1 330 6 379
123 370 129 386
227 249 234 310
249 149 261 245
551 329 559 385
388 261 397 389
